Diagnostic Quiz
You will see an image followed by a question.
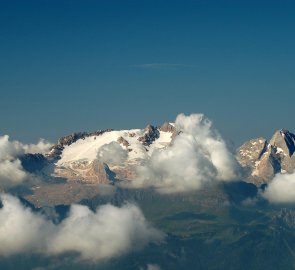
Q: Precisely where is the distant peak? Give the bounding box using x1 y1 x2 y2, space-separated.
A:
159 122 176 133
270 129 295 157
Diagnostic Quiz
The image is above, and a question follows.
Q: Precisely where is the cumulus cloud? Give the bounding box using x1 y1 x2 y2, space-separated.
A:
0 135 24 160
0 159 28 188
0 194 52 256
0 135 52 158
134 113 241 193
97 141 128 165
0 135 53 188
263 173 295 203
22 139 53 154
48 203 163 260
0 193 164 261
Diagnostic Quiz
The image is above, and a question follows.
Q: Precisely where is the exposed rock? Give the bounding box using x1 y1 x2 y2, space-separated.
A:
237 138 268 168
112 166 138 181
138 125 160 146
269 129 295 173
270 129 295 157
117 136 130 147
53 160 115 184
57 132 87 146
160 122 175 133
237 129 295 186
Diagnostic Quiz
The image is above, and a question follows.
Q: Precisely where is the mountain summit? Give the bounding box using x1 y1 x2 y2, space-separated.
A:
237 129 295 185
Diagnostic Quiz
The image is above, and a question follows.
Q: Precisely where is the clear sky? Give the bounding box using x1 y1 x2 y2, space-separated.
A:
1 0 295 146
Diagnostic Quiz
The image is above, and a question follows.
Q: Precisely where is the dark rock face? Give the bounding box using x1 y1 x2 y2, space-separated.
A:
20 153 48 173
270 129 295 157
57 132 87 147
237 129 295 185
138 125 160 146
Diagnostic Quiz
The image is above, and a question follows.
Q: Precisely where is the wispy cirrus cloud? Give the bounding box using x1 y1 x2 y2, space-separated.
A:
132 63 193 69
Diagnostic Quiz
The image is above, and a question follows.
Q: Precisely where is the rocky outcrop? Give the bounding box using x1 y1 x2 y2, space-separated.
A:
117 136 130 147
160 122 175 133
138 125 160 146
237 129 295 186
53 160 116 184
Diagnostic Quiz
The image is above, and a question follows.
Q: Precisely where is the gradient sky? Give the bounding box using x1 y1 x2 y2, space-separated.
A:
1 0 295 146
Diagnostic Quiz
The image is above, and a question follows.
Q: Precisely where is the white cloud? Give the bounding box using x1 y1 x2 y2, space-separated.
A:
263 173 295 203
0 159 28 188
0 135 52 159
0 135 53 188
22 139 53 154
48 203 164 260
97 141 128 166
0 194 52 256
0 193 164 261
133 113 240 193
0 135 24 160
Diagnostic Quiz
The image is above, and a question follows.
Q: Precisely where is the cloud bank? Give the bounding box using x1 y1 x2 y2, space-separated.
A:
97 141 128 165
135 113 241 193
0 135 52 188
0 193 164 260
263 173 295 203
0 135 52 158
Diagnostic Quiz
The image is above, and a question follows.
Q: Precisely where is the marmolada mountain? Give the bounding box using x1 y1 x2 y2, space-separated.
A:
2 114 295 270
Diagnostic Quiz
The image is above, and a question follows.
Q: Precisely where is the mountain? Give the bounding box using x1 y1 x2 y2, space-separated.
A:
17 123 295 205
46 122 176 182
237 129 295 186
5 125 295 269
17 122 177 206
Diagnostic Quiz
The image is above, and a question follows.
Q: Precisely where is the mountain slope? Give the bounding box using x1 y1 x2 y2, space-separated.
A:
45 123 176 183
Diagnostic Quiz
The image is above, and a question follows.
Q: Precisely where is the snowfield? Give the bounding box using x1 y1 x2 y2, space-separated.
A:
57 129 173 166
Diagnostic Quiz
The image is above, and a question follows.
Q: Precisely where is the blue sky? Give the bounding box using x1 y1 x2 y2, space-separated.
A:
0 0 295 145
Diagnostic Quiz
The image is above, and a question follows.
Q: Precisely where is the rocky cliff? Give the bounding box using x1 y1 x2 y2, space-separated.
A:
237 129 295 185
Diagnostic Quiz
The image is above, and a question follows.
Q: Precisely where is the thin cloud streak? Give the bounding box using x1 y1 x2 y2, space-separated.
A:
132 63 194 69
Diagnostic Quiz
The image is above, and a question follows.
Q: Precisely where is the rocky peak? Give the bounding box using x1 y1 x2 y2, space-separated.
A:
237 129 295 186
57 132 87 147
270 129 295 157
138 125 160 146
159 122 175 133
237 137 268 168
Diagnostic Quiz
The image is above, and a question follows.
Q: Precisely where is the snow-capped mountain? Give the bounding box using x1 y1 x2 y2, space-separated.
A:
20 120 295 189
44 122 177 184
